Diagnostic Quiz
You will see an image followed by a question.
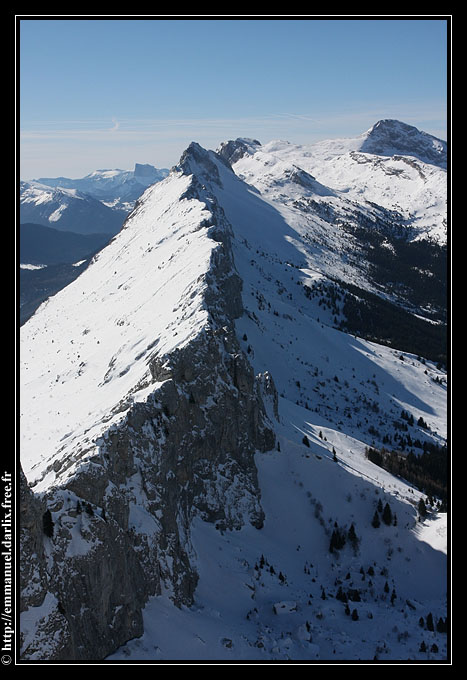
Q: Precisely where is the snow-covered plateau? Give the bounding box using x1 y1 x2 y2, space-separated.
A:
19 120 449 663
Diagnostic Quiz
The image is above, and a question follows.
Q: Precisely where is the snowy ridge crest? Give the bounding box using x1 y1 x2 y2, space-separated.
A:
20 149 277 661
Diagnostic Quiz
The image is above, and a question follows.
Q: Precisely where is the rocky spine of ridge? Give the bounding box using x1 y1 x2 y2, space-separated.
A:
19 144 277 661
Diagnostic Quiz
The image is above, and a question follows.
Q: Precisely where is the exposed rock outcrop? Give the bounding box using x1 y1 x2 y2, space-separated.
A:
217 138 262 165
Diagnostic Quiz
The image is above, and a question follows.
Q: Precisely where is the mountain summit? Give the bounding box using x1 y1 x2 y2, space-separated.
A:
361 119 447 167
20 123 448 662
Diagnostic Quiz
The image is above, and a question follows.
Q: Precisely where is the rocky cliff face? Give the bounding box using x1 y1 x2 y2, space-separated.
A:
20 145 277 661
20 465 148 660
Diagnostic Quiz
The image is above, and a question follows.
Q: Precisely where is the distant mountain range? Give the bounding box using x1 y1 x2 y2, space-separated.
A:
20 163 170 235
34 162 170 211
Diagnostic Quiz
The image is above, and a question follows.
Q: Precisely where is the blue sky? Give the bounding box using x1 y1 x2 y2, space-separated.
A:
19 17 449 179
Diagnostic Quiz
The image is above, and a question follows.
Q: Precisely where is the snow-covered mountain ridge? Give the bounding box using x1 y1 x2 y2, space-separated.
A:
229 120 447 244
20 145 277 659
20 122 448 662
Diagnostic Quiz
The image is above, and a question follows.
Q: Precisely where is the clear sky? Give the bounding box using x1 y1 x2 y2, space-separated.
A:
19 17 449 179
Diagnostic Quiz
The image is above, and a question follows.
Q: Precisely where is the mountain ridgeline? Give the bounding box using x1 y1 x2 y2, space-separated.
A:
20 121 448 662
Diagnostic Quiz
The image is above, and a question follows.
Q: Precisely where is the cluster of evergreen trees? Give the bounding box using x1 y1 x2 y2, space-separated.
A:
329 522 359 554
371 498 397 528
339 220 447 318
365 444 448 504
339 282 447 367
418 612 448 653
419 612 448 634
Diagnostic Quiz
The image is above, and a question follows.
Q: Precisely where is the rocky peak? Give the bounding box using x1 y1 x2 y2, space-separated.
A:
217 137 262 165
174 142 231 186
361 119 447 167
133 162 159 178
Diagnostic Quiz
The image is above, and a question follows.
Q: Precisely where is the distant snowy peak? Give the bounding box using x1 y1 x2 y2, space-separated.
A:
85 169 126 180
134 162 166 180
20 181 83 204
361 119 447 168
81 163 169 189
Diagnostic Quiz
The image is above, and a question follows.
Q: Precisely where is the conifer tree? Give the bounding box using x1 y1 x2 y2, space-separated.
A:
426 612 434 632
329 527 346 552
372 510 380 528
336 586 347 602
418 498 427 518
348 523 358 548
382 502 393 526
436 617 447 633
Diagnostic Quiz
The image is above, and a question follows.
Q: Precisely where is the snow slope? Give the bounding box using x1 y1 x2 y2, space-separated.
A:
109 440 447 662
20 172 219 490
